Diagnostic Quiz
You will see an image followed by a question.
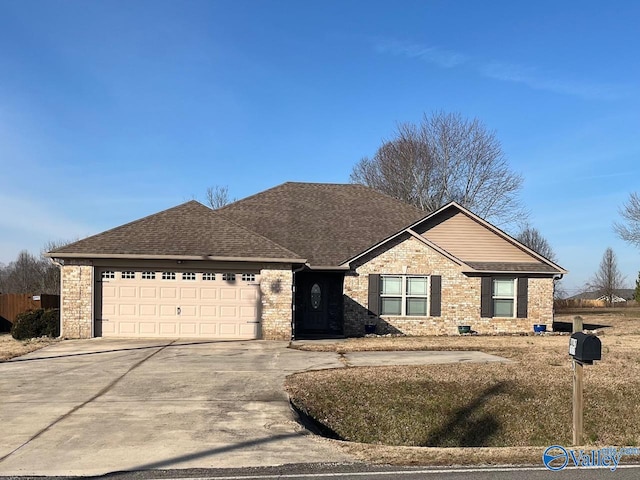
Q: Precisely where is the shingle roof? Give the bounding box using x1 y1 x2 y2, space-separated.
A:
464 262 561 273
217 182 426 266
49 201 303 261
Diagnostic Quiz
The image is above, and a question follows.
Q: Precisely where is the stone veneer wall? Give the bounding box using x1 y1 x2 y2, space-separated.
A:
344 236 554 336
60 260 94 339
260 266 293 340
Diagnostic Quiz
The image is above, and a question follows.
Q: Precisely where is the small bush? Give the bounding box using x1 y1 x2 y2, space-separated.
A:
11 308 60 340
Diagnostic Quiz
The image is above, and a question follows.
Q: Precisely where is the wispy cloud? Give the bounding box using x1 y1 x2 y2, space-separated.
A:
374 38 626 100
375 39 467 69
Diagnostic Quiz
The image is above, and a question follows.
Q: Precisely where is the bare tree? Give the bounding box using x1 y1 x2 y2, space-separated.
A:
515 226 557 262
0 239 73 295
0 251 46 294
614 192 640 247
351 112 527 227
205 185 234 209
588 247 626 306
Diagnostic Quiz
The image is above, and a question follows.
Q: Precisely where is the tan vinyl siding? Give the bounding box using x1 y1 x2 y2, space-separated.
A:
422 211 539 264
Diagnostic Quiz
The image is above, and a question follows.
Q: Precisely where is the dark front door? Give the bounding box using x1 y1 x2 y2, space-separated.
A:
295 271 344 337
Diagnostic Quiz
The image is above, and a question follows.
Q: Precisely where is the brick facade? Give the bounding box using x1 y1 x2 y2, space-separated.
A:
344 235 554 336
259 266 293 340
60 260 94 339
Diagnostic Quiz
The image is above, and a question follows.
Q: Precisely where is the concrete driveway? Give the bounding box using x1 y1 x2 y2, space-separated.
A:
0 339 509 476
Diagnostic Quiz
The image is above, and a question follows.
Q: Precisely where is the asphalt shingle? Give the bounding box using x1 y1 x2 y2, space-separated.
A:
217 182 426 266
50 201 303 260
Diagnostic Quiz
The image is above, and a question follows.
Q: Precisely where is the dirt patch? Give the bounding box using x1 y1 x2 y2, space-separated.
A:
0 333 58 361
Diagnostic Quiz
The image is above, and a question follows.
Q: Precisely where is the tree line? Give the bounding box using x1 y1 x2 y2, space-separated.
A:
0 241 69 295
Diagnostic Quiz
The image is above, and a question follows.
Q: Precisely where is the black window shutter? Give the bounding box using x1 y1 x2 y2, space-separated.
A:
481 276 493 318
430 275 442 317
517 277 528 318
368 274 380 316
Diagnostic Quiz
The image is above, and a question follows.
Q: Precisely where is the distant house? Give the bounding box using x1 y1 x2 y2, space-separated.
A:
47 182 566 340
568 289 635 304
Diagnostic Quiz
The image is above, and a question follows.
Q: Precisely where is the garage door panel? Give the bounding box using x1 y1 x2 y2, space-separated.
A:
159 323 177 334
101 321 116 334
140 305 157 316
201 288 218 300
118 304 136 316
180 288 197 299
200 305 217 317
240 288 258 301
179 323 197 335
219 323 238 335
99 269 261 339
239 306 257 318
139 322 156 334
199 323 217 335
118 322 137 334
160 287 177 298
220 306 237 317
159 305 177 316
239 323 259 336
140 287 157 298
118 287 137 298
180 305 197 317
220 288 238 300
103 286 117 298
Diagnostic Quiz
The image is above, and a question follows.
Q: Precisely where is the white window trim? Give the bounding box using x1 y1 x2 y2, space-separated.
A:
380 275 430 317
492 278 518 318
161 272 176 281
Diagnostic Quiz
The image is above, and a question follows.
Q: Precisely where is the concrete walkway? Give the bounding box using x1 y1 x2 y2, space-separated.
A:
0 339 510 476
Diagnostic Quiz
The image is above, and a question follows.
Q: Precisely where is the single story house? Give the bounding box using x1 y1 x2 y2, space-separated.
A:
568 289 635 304
47 182 566 340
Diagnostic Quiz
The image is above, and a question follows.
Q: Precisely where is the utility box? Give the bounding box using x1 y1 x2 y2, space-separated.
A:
569 332 601 365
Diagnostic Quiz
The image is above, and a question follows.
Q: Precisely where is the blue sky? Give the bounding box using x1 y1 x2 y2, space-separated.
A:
1 0 638 295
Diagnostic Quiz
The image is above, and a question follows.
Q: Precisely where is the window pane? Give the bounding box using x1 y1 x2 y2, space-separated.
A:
494 299 514 317
381 297 402 315
493 279 514 297
406 298 427 316
407 277 427 295
381 276 402 295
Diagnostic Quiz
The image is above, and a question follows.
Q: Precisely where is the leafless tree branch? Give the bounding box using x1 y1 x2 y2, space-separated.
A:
350 111 527 228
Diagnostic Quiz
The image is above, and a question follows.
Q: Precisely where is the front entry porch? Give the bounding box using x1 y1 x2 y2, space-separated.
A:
293 271 344 338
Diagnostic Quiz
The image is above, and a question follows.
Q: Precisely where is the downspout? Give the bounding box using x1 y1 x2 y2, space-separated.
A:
552 274 564 319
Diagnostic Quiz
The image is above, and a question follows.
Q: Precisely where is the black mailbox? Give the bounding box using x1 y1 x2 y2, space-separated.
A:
569 332 601 365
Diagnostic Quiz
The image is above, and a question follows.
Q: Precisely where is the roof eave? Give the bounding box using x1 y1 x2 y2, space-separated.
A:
305 265 351 271
45 252 306 264
461 268 566 275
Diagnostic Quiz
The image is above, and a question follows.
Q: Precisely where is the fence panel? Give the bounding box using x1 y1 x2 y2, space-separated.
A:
0 293 61 331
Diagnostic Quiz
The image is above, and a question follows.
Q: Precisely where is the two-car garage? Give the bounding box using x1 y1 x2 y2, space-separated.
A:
95 268 261 339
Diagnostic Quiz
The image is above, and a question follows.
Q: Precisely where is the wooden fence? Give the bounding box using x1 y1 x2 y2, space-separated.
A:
0 293 60 332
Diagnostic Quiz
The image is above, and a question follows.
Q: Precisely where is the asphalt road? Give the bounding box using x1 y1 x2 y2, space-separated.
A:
3 463 640 480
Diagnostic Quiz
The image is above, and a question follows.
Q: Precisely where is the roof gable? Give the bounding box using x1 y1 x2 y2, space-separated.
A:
49 201 304 261
217 182 426 266
418 209 536 263
345 202 566 274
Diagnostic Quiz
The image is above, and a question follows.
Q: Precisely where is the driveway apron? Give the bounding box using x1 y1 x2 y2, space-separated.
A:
0 339 511 476
0 339 347 476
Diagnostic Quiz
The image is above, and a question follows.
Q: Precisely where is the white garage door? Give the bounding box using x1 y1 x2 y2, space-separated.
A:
97 269 261 339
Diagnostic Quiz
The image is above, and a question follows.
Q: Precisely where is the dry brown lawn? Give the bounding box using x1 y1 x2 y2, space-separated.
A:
287 311 640 465
0 333 58 361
